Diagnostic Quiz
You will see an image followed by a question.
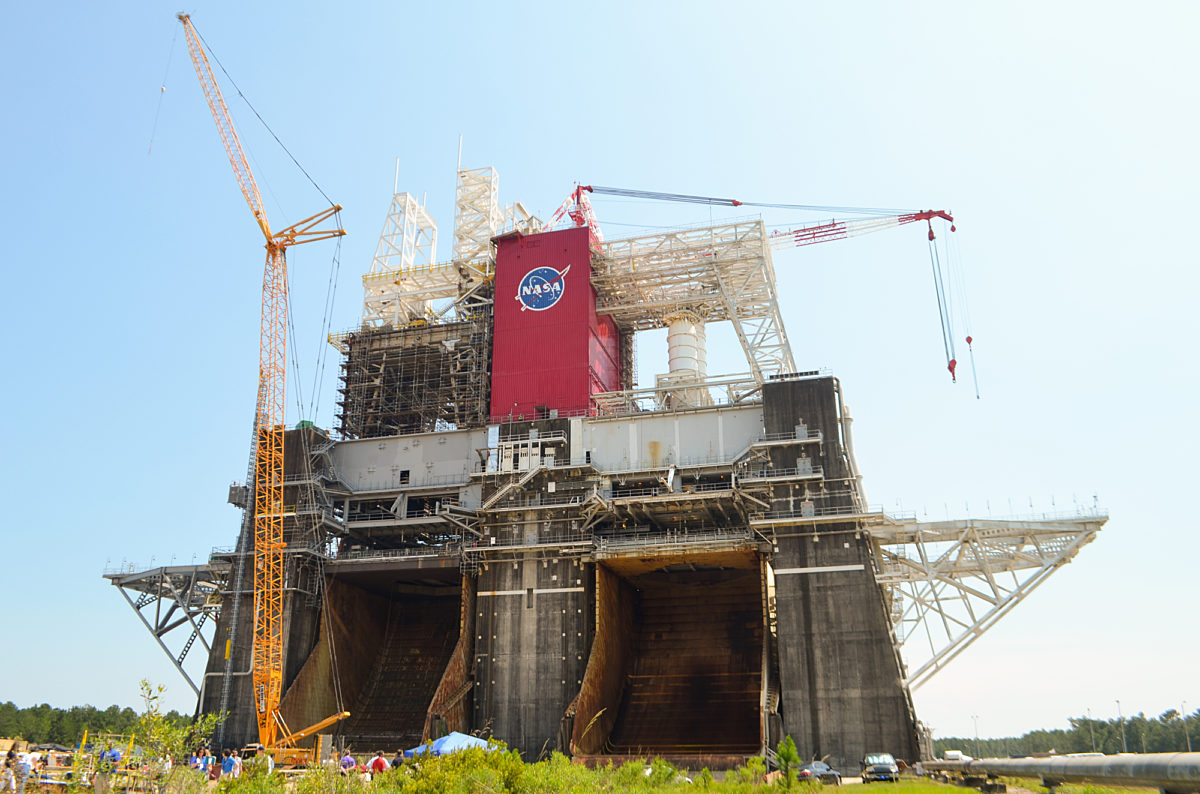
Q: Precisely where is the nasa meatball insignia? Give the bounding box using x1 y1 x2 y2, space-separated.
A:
516 264 571 311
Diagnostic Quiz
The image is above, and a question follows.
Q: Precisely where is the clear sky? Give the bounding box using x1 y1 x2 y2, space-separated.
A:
2 1 1197 741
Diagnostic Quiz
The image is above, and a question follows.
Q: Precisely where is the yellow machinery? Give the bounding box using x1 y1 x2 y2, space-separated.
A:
178 13 348 754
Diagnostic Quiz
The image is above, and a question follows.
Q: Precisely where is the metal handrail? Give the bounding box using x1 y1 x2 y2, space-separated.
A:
596 527 754 549
338 545 460 561
756 430 823 443
738 466 824 481
496 430 568 443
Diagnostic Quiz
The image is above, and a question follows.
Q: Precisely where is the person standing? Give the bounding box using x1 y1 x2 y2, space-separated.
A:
391 749 404 770
339 752 355 775
13 754 30 794
231 750 242 778
220 750 234 780
368 751 389 775
94 743 121 794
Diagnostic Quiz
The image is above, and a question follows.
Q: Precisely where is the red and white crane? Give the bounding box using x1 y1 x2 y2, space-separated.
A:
548 185 972 387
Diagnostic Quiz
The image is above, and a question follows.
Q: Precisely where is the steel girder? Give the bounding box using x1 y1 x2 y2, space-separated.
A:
864 512 1108 690
592 220 796 383
104 563 230 696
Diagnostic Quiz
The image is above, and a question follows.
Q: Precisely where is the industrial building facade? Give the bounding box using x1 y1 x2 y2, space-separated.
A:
196 212 920 768
110 168 1103 770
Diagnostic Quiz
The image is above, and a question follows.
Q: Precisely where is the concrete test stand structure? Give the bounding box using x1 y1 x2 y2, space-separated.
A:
108 168 1106 769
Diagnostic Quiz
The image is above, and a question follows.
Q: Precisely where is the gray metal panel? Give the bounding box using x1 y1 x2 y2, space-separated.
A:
332 428 487 491
582 404 762 471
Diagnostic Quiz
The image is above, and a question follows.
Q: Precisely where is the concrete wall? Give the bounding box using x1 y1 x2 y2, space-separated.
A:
472 556 591 758
277 578 388 740
200 583 256 748
425 577 477 740
569 564 636 754
198 578 322 748
763 377 919 769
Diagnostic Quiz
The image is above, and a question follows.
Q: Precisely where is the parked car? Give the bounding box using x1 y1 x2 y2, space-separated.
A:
861 752 900 783
798 760 842 785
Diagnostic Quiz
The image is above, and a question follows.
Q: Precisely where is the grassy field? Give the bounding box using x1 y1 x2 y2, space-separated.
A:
185 756 1102 794
62 754 1173 794
996 778 1160 794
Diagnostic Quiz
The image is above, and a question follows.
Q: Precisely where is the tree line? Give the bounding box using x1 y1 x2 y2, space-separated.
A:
0 701 190 746
934 709 1198 757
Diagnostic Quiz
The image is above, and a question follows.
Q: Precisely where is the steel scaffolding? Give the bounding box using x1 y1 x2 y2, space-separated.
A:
333 311 493 438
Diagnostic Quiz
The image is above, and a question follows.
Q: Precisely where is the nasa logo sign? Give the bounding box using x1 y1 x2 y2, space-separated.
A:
515 264 571 311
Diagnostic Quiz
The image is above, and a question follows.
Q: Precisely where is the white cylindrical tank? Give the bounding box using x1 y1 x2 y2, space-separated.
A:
666 312 707 379
660 312 711 408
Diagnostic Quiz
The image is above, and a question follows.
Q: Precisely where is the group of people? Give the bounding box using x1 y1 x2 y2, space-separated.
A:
335 749 403 779
0 741 418 790
186 747 264 781
1 748 47 794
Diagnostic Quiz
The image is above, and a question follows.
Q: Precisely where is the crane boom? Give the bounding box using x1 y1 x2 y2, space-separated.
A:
768 210 954 249
558 184 963 383
178 13 345 750
178 14 270 241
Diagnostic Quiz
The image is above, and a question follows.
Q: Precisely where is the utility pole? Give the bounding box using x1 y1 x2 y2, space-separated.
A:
973 714 981 759
1087 708 1096 753
1184 701 1192 753
1116 700 1128 753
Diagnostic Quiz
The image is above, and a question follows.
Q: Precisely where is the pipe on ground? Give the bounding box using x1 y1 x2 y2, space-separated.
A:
923 753 1200 793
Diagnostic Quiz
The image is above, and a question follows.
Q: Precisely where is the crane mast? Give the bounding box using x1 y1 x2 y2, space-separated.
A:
178 13 345 749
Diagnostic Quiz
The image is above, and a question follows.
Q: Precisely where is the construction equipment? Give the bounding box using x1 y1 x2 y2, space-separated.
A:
560 185 964 381
177 13 347 751
248 711 351 766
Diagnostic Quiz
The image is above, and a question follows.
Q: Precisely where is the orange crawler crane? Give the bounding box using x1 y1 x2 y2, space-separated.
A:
178 13 348 757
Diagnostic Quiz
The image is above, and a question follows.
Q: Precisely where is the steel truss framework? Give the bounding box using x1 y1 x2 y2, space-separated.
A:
355 168 542 331
592 220 796 384
353 173 796 391
865 511 1108 689
453 167 503 266
104 563 230 695
108 489 1106 701
362 192 439 327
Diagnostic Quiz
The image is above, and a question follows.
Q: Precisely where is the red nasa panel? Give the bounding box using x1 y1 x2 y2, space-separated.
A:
490 226 621 420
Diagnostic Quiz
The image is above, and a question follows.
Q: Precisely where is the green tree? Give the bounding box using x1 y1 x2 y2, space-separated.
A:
133 681 224 794
776 735 800 789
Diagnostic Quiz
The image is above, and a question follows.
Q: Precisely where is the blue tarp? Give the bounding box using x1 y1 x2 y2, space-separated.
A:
405 732 493 757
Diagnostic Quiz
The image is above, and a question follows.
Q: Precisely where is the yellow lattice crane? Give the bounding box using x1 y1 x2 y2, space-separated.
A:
178 13 348 754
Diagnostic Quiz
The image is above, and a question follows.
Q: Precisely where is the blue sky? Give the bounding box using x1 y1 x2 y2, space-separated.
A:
2 2 1197 740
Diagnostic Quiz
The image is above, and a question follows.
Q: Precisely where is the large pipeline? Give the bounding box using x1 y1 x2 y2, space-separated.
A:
922 753 1200 793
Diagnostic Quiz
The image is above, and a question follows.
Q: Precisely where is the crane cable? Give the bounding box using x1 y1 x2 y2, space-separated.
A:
309 235 344 422
584 185 915 217
948 228 981 399
589 184 975 388
927 223 957 382
147 26 178 155
191 24 336 208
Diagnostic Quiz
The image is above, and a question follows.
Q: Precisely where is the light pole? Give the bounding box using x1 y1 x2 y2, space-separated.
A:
972 714 981 759
1184 701 1192 753
1087 708 1096 753
1116 699 1128 753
